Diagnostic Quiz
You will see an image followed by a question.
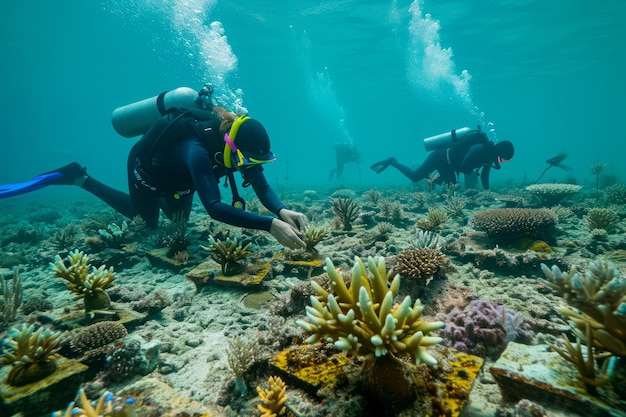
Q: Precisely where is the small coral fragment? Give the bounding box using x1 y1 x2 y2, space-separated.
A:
256 375 288 417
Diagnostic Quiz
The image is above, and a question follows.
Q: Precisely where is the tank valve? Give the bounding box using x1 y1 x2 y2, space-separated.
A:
196 83 214 109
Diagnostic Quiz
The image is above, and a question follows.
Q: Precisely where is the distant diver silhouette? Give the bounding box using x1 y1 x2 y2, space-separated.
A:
533 152 571 183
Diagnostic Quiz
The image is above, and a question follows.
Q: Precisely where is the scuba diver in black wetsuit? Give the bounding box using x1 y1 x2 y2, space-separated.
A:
370 127 514 190
329 142 360 181
2 86 308 250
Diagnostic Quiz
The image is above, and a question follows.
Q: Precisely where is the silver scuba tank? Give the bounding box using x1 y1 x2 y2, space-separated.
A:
423 127 472 152
111 86 211 138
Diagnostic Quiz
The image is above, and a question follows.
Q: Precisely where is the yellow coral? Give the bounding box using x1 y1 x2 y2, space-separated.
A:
0 323 62 386
304 226 328 252
201 236 251 275
527 240 554 253
50 250 116 313
256 376 288 417
296 256 444 364
54 389 136 417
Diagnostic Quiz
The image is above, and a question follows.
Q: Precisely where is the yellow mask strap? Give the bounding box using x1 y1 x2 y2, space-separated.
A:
223 115 250 168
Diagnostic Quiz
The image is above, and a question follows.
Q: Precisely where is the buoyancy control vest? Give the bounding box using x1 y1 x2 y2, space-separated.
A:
446 130 490 163
134 108 219 172
114 85 249 209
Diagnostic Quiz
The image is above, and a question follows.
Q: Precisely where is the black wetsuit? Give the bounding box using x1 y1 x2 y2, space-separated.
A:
390 142 499 189
330 142 360 180
81 114 285 229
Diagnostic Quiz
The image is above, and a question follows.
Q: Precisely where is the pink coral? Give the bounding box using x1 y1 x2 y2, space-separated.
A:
439 299 535 358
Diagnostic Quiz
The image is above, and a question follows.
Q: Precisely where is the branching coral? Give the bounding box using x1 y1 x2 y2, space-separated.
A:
549 204 574 222
155 212 190 256
256 375 288 417
471 208 557 240
540 260 626 352
426 172 440 192
296 256 445 364
541 260 626 386
54 388 136 417
98 221 130 249
584 207 619 233
0 323 62 386
51 223 79 251
50 250 116 313
590 163 607 192
364 189 382 205
201 236 251 276
227 335 258 395
374 221 394 241
410 228 440 249
445 194 468 218
304 226 328 253
1 270 22 331
332 197 360 231
547 321 612 389
416 207 449 231
604 184 626 206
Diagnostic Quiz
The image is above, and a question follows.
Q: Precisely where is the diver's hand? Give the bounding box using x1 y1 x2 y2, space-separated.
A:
270 218 306 250
278 208 308 234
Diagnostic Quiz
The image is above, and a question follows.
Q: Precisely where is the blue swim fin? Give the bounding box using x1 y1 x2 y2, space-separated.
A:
0 172 64 199
0 162 86 199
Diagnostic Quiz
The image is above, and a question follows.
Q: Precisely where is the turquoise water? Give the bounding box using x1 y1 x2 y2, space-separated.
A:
1 0 624 190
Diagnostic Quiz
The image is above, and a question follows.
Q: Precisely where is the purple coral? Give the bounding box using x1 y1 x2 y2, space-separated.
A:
439 299 535 358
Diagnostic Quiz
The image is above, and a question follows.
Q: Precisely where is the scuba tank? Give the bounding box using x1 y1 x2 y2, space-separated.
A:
423 126 476 152
111 84 214 138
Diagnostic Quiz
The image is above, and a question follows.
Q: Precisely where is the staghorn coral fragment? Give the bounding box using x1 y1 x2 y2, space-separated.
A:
0 323 62 386
331 197 360 231
416 207 449 231
1 270 22 331
227 335 258 394
256 375 288 417
297 256 444 364
584 207 619 233
547 321 612 389
53 388 137 417
411 228 440 249
201 236 252 276
541 259 626 389
50 250 116 313
304 226 328 253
